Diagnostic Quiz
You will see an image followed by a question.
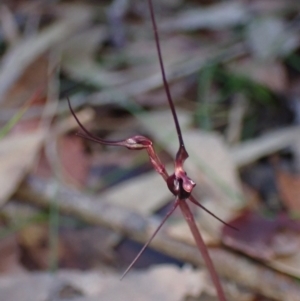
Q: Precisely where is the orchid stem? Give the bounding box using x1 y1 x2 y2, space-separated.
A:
178 200 227 301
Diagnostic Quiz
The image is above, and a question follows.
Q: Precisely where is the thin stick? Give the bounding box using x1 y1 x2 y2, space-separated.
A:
179 200 227 301
120 199 179 280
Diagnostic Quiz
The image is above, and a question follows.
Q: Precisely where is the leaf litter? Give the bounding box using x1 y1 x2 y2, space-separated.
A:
0 129 45 207
2 0 300 300
0 265 207 301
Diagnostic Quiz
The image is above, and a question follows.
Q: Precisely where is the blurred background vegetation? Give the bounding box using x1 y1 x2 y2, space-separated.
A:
1 1 300 300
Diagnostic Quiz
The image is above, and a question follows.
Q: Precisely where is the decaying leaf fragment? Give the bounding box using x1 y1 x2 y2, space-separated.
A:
222 211 300 277
0 265 206 301
0 130 45 207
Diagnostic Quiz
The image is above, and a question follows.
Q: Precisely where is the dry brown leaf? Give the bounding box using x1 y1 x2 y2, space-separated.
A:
123 35 197 81
59 227 119 269
34 108 94 186
276 170 300 213
222 211 300 278
61 26 125 87
0 5 20 46
0 4 93 102
161 2 249 31
0 130 45 206
230 125 300 167
0 265 206 301
228 58 287 92
2 56 48 110
33 136 89 188
136 80 191 107
114 265 205 301
100 166 172 215
84 42 245 108
251 0 300 13
246 16 298 60
58 135 90 188
96 267 203 301
18 223 50 270
0 235 25 275
269 252 300 279
18 224 119 270
167 219 218 246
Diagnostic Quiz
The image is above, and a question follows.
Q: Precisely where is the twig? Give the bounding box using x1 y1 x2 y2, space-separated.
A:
15 176 300 301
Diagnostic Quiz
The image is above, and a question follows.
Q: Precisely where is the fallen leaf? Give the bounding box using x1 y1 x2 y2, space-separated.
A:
61 26 125 87
0 5 20 46
0 235 25 274
161 2 249 31
0 89 43 139
113 265 206 301
136 80 191 107
268 249 300 279
18 223 51 270
2 56 48 110
34 108 94 185
230 126 300 167
59 227 119 269
222 211 300 259
0 4 93 102
167 219 218 246
0 130 45 206
251 0 300 14
222 211 300 277
58 135 90 188
246 16 298 60
100 167 172 215
33 138 89 188
276 170 300 213
227 58 287 92
0 265 206 301
18 220 119 271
